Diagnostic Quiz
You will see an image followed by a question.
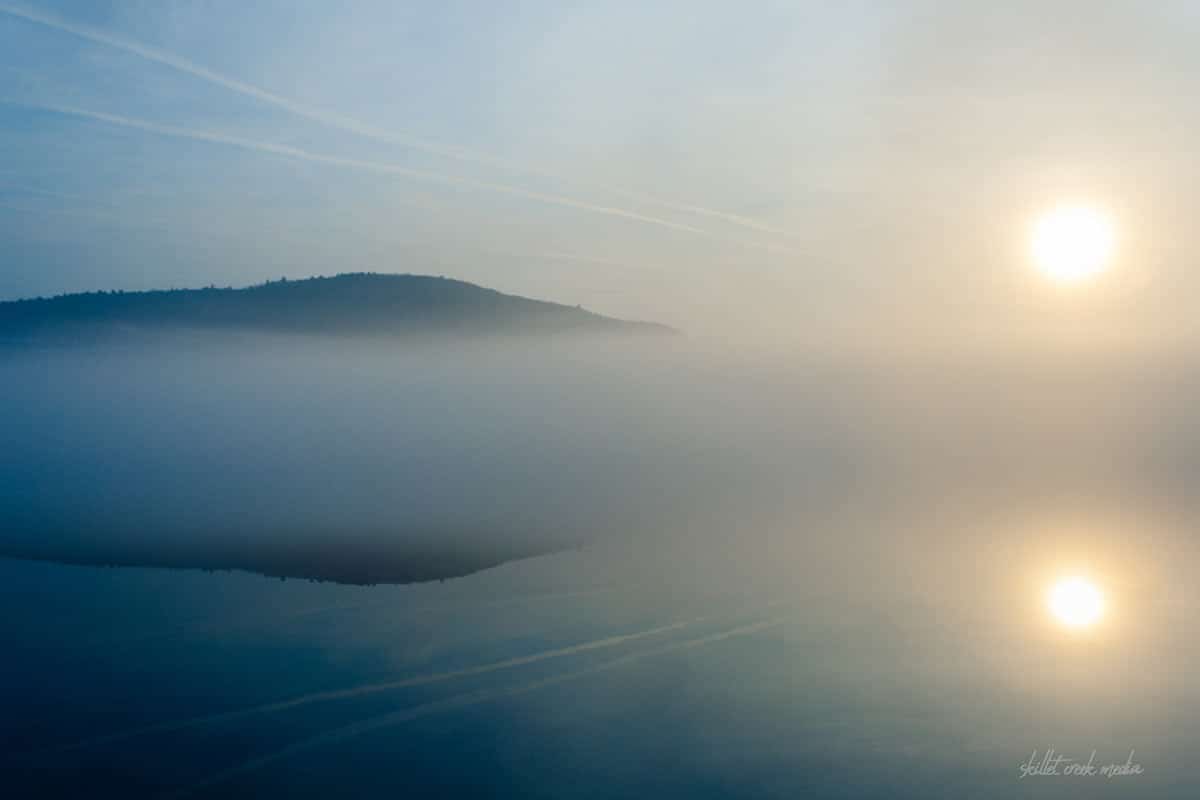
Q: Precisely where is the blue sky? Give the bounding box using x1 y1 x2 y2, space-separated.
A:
3 0 1200 349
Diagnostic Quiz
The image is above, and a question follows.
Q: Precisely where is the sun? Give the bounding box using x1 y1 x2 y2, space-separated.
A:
1047 576 1105 630
1031 205 1115 283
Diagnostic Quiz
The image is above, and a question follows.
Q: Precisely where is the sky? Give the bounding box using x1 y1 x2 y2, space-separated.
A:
3 0 1200 351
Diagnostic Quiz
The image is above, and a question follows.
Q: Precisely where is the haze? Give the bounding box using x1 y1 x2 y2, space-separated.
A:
5 1 1200 353
4 2 1199 798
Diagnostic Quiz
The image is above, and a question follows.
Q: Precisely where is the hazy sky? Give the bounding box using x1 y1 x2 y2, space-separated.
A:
3 0 1199 350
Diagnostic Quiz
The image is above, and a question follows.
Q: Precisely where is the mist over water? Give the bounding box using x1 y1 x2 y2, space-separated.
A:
4 335 1199 582
5 335 1200 797
7 0 1200 793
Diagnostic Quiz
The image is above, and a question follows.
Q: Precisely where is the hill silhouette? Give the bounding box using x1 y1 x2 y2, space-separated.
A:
0 273 675 343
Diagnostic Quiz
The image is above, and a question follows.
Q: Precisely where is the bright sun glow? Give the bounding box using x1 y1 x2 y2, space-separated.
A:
1031 205 1115 283
1047 576 1105 629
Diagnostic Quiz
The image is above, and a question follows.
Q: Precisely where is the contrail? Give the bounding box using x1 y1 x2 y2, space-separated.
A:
9 99 807 257
0 2 796 241
0 193 361 247
279 583 636 662
1 181 672 273
0 184 92 202
164 612 790 798
0 201 181 236
12 613 705 762
2 99 715 239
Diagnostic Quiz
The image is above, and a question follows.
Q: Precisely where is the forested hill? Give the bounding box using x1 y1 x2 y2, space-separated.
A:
0 273 676 342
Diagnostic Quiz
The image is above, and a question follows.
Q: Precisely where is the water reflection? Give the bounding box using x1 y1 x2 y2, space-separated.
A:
4 346 1200 797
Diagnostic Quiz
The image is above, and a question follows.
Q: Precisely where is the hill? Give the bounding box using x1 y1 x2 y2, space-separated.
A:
0 273 675 342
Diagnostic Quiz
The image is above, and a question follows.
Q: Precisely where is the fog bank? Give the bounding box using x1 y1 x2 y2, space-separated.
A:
3 336 1199 585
